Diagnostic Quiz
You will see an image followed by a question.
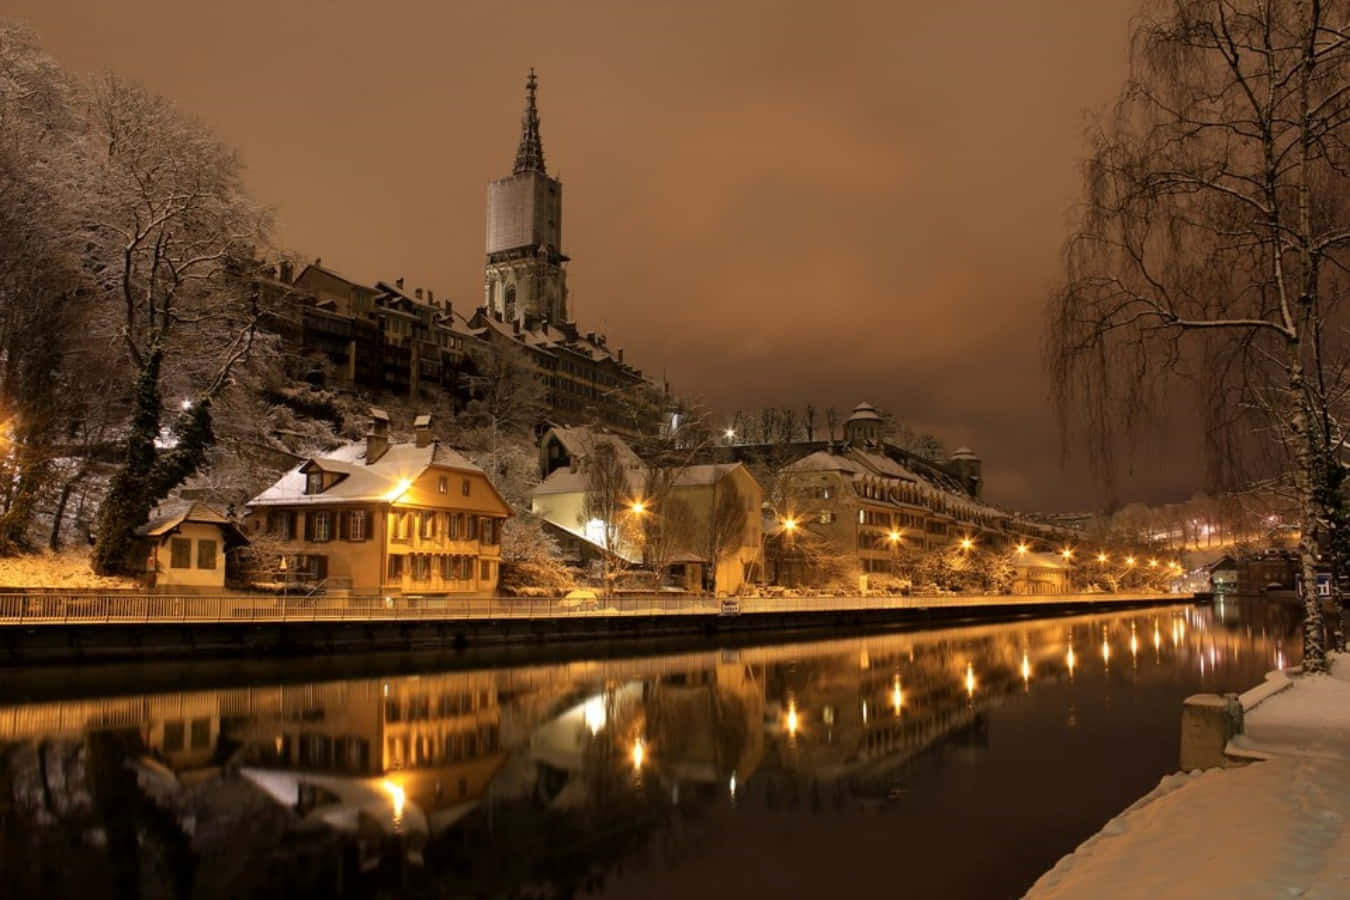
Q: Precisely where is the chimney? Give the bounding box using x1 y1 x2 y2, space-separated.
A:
427 290 435 305
415 288 423 301
395 277 404 290
414 413 432 447
279 259 294 283
366 407 391 463
618 348 624 363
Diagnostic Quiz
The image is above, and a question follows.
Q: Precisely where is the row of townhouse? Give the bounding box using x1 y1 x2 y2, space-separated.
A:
258 260 667 435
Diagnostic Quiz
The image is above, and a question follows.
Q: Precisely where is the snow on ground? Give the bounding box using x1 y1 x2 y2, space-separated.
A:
0 550 138 590
1025 654 1350 899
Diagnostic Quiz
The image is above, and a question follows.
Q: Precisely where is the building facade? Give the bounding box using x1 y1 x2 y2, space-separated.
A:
244 412 511 595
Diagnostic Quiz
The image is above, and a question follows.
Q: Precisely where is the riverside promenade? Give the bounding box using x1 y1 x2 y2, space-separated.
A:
1026 653 1350 898
0 589 1182 664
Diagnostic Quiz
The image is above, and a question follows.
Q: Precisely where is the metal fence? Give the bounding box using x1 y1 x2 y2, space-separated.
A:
0 590 1174 627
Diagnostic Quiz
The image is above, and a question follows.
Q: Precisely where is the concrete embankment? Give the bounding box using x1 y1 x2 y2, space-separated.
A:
0 593 1179 665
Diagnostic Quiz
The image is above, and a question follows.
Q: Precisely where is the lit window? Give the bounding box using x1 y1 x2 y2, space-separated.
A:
438 476 448 494
461 479 471 497
349 509 367 541
306 471 323 495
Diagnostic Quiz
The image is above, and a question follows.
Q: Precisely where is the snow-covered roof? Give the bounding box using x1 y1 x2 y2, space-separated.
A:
138 500 246 544
247 439 486 507
545 425 643 469
532 461 745 497
782 451 864 475
845 402 882 423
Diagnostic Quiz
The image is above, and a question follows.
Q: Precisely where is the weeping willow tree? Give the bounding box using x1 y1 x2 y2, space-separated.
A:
1049 0 1350 673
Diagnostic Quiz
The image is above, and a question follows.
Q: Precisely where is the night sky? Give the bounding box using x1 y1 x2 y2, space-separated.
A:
7 0 1197 512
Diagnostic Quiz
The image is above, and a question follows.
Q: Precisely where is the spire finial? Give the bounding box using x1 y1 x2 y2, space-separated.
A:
513 67 546 175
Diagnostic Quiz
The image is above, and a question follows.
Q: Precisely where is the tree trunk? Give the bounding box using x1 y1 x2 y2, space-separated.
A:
92 350 162 575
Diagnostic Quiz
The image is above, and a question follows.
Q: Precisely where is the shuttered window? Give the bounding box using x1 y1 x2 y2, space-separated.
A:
170 538 191 569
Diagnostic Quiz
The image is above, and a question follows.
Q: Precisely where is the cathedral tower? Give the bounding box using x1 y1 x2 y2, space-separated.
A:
484 69 568 326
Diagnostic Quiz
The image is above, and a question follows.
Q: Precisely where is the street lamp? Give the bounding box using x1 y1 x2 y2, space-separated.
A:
959 536 974 552
630 500 646 515
724 427 736 442
1125 555 1136 566
1016 543 1029 556
782 517 798 534
1061 547 1074 561
278 555 288 599
1096 552 1108 564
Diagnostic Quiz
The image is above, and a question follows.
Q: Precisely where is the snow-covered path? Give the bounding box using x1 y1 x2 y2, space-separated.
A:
1025 654 1350 899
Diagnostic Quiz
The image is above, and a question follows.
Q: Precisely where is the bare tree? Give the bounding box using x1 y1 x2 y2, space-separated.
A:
583 439 640 594
825 407 839 443
87 74 270 573
804 404 817 440
1049 0 1350 672
704 476 749 594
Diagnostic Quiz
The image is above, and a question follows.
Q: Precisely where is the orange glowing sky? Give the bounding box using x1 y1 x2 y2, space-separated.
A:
7 0 1201 510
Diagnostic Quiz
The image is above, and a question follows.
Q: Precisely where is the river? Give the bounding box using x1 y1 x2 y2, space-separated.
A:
0 597 1300 899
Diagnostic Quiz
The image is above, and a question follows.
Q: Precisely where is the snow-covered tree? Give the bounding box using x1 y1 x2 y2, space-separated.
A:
1050 0 1350 672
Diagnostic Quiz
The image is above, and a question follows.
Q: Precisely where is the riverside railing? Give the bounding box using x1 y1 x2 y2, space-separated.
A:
0 590 1175 627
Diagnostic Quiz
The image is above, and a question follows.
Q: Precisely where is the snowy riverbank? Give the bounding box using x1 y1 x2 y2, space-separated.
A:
1025 653 1350 898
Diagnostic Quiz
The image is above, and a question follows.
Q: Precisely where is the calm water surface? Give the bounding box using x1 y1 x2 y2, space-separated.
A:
0 599 1300 899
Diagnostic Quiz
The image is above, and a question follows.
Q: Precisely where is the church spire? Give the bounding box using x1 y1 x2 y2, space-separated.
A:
513 68 546 175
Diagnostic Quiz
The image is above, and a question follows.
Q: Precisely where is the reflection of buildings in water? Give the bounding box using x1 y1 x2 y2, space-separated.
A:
0 601 1301 832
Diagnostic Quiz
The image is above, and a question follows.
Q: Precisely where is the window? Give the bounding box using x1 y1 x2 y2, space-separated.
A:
388 555 404 579
819 511 834 524
348 509 368 542
438 476 448 494
858 509 866 524
190 718 211 749
267 511 294 538
163 721 185 752
197 539 218 570
393 512 410 542
420 512 435 539
480 559 491 581
467 516 479 541
460 556 473 579
441 555 453 579
414 555 431 581
306 471 323 495
312 511 331 542
170 538 191 568
461 479 471 497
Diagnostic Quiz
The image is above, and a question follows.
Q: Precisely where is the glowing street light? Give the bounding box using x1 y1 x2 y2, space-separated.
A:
887 530 902 545
891 675 903 714
960 537 974 552
724 427 736 441
1148 559 1159 569
1061 547 1074 561
1021 652 1031 684
782 517 798 534
630 500 646 515
785 701 800 736
632 737 646 770
1016 543 1029 556
1125 555 1136 566
1096 552 1108 564
964 662 976 698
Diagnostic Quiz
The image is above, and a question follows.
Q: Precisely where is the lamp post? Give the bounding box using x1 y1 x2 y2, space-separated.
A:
278 555 288 600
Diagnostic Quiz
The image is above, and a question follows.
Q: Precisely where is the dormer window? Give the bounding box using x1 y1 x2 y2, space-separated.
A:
306 471 324 495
